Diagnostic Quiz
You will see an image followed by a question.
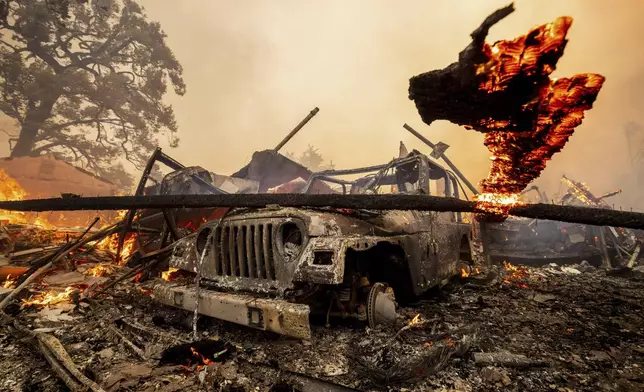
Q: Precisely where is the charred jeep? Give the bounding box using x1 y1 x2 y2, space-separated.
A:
153 152 473 339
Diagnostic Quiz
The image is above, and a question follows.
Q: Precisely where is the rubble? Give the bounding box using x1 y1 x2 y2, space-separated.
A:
0 259 641 391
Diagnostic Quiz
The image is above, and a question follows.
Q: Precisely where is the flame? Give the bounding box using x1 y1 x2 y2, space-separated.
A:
190 347 214 367
0 169 56 228
85 264 116 277
476 17 604 197
461 267 481 278
22 286 75 306
474 192 522 216
161 267 180 281
502 261 529 288
3 274 15 289
94 232 137 265
0 169 29 225
408 313 422 326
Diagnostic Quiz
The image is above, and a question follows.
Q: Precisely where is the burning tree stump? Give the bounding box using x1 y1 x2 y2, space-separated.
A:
408 3 605 196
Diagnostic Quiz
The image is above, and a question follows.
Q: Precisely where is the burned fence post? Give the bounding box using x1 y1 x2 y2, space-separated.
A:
402 124 479 196
273 107 320 152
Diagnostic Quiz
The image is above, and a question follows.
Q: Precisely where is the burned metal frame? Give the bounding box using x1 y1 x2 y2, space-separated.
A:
273 107 320 152
116 148 227 261
302 154 452 196
402 123 479 196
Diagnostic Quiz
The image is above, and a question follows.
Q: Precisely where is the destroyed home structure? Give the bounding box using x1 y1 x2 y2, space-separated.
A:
0 155 119 227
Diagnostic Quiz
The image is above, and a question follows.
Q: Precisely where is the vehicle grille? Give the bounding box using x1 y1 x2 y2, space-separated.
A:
212 223 276 280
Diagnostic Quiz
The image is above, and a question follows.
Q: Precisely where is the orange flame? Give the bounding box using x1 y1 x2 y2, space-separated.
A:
502 261 529 288
2 274 15 289
161 267 180 281
0 169 55 228
474 192 523 216
85 264 116 277
461 267 481 278
22 286 75 307
475 17 604 198
408 313 422 326
94 232 137 265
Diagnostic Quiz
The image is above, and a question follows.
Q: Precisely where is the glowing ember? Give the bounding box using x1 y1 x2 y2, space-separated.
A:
85 264 116 277
474 192 522 216
94 233 137 265
409 9 605 203
408 313 422 326
132 272 143 283
461 267 481 278
190 347 214 367
161 267 180 281
502 261 529 288
2 274 15 289
22 286 75 306
477 18 605 196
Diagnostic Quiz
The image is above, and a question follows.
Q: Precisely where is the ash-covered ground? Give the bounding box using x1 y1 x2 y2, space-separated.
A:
1 263 644 392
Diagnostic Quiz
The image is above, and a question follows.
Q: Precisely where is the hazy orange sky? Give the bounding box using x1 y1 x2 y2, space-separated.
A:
3 1 644 209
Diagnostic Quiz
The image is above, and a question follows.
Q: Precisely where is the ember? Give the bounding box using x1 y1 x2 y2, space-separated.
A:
461 267 481 278
85 264 116 277
22 286 75 307
188 347 215 370
474 192 522 216
94 232 137 264
409 7 605 205
477 17 605 196
2 275 15 289
502 261 529 288
408 313 422 326
161 267 180 281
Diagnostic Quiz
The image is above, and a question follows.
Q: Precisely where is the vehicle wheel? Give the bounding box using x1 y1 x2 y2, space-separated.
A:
366 282 398 329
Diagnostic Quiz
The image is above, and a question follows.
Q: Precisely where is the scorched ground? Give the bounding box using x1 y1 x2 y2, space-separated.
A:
1 261 643 392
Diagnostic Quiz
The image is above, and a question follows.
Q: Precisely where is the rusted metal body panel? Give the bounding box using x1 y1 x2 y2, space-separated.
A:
169 206 471 297
152 280 311 340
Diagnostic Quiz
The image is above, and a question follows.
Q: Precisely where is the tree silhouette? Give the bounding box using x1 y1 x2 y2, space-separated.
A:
286 144 334 172
0 0 185 188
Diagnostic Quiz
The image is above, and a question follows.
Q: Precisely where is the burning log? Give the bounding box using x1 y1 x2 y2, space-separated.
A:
1 194 644 230
408 3 605 200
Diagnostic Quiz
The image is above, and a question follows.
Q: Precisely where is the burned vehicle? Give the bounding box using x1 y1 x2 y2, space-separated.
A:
483 177 642 267
152 151 473 339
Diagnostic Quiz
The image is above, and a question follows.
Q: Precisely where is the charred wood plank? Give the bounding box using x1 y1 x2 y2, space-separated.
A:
474 352 548 368
0 194 644 230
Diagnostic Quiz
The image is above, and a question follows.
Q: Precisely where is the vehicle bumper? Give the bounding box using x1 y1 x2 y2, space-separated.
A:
151 280 312 340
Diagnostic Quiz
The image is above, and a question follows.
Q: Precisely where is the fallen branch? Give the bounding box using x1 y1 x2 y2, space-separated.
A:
473 352 548 368
0 194 643 229
108 325 146 360
7 320 106 392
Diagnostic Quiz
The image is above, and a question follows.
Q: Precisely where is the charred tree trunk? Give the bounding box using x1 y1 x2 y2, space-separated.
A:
10 95 59 157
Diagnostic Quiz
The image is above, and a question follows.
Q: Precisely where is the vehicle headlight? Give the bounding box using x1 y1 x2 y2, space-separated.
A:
276 221 306 262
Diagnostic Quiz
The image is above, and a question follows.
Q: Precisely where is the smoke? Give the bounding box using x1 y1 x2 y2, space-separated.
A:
4 1 643 209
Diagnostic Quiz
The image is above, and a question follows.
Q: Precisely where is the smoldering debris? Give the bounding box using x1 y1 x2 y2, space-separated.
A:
1 260 644 391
